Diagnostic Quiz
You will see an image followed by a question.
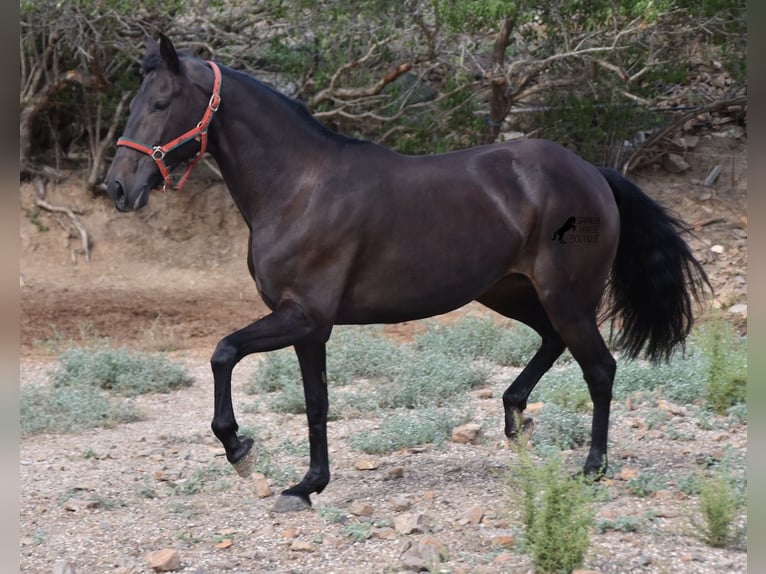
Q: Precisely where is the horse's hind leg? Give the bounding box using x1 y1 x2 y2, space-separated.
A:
478 277 565 437
541 299 616 477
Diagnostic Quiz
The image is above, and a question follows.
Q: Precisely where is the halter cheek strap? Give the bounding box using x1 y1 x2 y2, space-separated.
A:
116 60 222 192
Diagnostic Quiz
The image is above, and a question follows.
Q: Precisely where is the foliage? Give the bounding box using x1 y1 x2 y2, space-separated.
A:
349 407 461 454
696 470 742 547
20 0 746 180
20 383 141 436
511 444 594 573
696 318 747 415
52 344 193 396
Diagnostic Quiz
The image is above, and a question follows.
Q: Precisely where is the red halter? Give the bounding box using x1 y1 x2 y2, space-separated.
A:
116 61 222 192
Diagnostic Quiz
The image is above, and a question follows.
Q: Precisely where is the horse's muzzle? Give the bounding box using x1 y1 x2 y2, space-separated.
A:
106 177 148 212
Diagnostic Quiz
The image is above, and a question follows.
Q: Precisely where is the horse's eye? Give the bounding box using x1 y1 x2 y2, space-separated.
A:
153 100 170 112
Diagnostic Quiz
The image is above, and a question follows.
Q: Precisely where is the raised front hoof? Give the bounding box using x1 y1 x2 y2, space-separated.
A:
230 437 257 478
271 493 312 513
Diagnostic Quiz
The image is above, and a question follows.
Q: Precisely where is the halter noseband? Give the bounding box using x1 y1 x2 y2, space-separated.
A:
116 61 222 192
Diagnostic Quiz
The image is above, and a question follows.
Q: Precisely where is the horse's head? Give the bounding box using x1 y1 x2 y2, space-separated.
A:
105 34 219 211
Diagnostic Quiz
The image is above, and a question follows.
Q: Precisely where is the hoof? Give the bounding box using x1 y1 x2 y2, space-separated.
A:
231 442 257 479
271 493 312 513
505 416 534 439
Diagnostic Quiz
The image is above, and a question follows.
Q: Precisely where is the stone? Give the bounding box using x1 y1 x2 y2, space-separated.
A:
271 494 311 513
728 303 747 316
452 423 482 444
63 498 97 512
390 496 412 511
349 501 374 517
662 153 690 173
370 527 397 540
459 504 484 525
491 534 515 549
526 401 544 414
145 548 181 572
400 535 445 571
614 467 639 481
354 457 380 470
52 560 76 574
252 475 272 498
289 540 316 552
394 512 431 535
475 389 493 399
657 399 686 416
385 467 404 480
710 244 725 254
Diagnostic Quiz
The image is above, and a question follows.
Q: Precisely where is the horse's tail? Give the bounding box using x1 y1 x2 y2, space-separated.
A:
599 167 710 363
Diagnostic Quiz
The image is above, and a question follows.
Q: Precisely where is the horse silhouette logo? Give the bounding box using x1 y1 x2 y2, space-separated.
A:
553 216 577 243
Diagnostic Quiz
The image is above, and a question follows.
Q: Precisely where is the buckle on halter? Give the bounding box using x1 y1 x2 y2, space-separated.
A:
208 93 221 112
151 146 166 160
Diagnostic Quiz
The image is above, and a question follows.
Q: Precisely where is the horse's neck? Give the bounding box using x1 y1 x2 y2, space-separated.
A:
207 71 336 219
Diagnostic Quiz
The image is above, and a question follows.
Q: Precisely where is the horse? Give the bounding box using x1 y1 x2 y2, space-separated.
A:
105 34 709 512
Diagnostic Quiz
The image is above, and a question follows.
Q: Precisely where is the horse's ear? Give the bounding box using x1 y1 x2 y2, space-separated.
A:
144 35 159 58
158 33 181 74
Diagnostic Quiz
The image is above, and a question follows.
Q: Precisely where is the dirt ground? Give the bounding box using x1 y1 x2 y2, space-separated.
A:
19 133 747 573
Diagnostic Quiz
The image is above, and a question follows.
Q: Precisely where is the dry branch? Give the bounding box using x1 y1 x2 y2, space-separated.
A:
33 178 91 263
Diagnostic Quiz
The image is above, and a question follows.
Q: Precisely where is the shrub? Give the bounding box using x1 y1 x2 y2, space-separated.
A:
511 446 594 574
350 407 461 454
52 345 193 396
696 319 747 415
20 384 141 436
697 471 741 547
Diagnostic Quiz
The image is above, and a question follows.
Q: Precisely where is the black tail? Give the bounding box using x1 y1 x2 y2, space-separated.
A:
599 167 711 363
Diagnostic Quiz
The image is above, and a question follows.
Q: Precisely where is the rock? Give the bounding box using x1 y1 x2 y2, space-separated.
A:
385 467 404 480
728 303 747 316
145 548 181 572
370 526 397 540
354 456 380 470
491 534 515 549
657 399 686 416
614 467 639 481
710 244 725 254
458 504 484 525
451 423 482 444
390 496 412 511
475 389 493 399
662 153 690 173
349 501 374 517
63 498 97 512
394 513 431 535
400 535 445 571
252 474 272 498
289 540 316 552
526 401 544 414
52 560 76 574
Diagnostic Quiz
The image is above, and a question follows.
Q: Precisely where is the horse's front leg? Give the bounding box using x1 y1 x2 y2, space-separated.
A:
209 301 317 477
272 340 329 512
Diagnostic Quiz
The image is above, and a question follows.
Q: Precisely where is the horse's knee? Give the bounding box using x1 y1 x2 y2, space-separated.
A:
211 338 238 370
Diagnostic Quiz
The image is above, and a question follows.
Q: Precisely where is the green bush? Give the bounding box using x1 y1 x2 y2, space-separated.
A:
511 448 594 573
697 471 741 547
52 345 193 396
696 319 747 415
20 384 141 436
350 407 462 454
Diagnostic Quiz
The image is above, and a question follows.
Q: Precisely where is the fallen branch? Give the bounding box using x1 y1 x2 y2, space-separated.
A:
33 178 91 263
621 95 747 174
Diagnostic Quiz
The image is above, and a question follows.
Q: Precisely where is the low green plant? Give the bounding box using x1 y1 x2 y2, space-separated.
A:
20 384 141 436
52 344 193 396
625 471 666 498
350 407 462 454
696 469 744 548
511 440 594 574
529 403 591 455
696 319 747 415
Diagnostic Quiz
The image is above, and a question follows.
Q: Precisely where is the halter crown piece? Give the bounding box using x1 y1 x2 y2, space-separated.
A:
116 61 222 192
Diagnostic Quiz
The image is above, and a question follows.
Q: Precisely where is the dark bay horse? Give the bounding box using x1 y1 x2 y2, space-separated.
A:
105 35 708 512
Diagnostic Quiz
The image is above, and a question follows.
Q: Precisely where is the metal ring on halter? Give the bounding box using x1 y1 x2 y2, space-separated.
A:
151 146 166 160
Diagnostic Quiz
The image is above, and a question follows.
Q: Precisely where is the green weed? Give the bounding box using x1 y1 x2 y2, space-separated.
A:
511 442 594 574
697 471 741 547
696 319 747 415
350 407 462 454
52 344 193 396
